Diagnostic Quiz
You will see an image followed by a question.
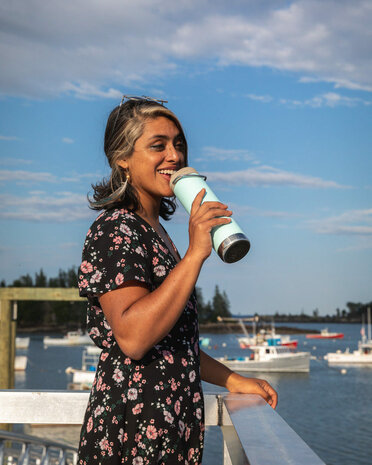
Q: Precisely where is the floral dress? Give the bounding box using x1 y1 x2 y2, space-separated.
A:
77 208 204 465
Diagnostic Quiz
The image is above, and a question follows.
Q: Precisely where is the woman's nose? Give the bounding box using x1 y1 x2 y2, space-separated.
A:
166 144 181 162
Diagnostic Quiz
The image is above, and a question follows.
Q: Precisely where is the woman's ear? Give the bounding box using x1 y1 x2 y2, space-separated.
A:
117 159 128 170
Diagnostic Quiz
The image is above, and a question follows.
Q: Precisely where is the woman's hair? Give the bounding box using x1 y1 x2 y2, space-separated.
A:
89 99 188 220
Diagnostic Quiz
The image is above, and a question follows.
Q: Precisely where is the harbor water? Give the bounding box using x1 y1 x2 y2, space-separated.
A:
15 323 372 465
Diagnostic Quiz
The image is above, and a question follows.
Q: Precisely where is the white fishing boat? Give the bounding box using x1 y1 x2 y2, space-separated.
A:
325 308 372 365
43 330 93 347
16 336 30 349
324 341 372 365
15 355 27 371
215 345 310 372
66 345 101 387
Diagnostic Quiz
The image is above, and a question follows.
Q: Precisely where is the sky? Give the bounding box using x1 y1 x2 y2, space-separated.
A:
0 0 371 316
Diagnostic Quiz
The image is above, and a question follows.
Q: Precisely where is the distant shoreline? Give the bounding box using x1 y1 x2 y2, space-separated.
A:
17 323 319 335
17 319 361 335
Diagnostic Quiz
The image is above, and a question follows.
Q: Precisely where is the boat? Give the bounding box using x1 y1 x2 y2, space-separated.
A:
238 331 298 349
324 341 372 365
16 336 30 349
43 330 93 347
306 328 344 339
15 355 27 371
66 345 101 388
325 308 372 365
218 316 298 349
215 345 310 372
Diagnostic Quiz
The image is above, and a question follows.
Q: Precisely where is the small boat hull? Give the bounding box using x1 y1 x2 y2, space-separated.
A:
306 333 344 339
16 337 30 349
15 355 27 371
325 353 372 365
216 353 310 372
44 333 93 347
71 369 96 385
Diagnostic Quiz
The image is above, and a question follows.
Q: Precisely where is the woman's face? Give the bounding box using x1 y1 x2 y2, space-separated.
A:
118 116 186 208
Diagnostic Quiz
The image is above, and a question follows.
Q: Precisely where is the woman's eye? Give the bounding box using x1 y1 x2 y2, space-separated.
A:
151 144 165 151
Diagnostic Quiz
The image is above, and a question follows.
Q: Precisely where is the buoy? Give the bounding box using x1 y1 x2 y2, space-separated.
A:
341 369 347 375
313 346 316 350
222 342 227 347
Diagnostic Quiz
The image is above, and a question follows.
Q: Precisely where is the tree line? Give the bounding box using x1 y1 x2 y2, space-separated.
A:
1 268 86 330
0 267 232 330
1 267 370 328
266 301 372 323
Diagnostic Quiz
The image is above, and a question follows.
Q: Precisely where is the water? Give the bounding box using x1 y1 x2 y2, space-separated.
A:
16 323 372 465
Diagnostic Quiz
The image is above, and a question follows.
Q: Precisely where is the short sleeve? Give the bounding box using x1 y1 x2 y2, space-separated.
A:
78 210 152 296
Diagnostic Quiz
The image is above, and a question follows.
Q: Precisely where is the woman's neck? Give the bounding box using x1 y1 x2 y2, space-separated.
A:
135 200 161 230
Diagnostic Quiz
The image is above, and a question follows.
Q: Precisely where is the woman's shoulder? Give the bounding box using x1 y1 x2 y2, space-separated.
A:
81 208 155 259
86 208 149 238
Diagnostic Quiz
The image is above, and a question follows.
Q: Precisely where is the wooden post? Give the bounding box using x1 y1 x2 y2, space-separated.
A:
10 301 17 389
0 299 12 390
0 288 84 389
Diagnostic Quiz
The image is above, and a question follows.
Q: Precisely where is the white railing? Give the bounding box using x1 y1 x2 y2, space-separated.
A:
0 390 325 465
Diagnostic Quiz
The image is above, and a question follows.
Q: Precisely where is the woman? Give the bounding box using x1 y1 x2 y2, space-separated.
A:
77 96 277 465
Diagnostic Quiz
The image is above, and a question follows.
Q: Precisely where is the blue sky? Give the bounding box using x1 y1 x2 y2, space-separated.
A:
1 0 371 315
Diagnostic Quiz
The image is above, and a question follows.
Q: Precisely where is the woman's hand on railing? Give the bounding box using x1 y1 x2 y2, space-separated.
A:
225 372 278 409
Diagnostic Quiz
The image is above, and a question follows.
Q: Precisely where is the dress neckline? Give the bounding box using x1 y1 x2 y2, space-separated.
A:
130 210 181 263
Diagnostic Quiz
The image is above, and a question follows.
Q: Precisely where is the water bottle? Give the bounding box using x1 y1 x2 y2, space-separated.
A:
170 167 250 263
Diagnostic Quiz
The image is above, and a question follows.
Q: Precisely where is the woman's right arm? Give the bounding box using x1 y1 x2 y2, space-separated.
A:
99 189 232 360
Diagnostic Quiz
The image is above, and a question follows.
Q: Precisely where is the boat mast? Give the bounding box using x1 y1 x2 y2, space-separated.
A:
368 307 371 342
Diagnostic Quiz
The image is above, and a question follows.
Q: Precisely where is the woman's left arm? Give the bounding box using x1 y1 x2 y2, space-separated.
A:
200 350 278 409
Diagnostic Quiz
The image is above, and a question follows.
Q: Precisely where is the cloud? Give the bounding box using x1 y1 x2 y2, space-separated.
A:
0 0 371 98
246 91 371 108
0 168 103 184
246 94 273 103
0 157 33 166
228 203 301 218
280 92 372 108
307 208 372 235
199 146 255 162
62 137 74 144
0 191 94 222
0 135 19 141
0 169 57 183
205 165 348 189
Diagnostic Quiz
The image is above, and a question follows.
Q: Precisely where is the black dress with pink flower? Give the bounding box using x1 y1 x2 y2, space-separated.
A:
77 208 204 465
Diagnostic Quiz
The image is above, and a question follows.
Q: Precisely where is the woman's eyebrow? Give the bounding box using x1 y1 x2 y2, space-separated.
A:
148 133 181 140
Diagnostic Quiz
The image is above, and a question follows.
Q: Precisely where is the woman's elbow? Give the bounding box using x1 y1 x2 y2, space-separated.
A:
116 336 147 361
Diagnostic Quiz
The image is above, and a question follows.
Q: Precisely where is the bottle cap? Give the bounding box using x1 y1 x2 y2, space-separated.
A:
169 167 198 192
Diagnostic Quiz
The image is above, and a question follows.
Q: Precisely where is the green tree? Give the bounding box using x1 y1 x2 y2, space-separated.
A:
210 285 231 322
195 286 214 323
12 273 33 287
35 269 47 287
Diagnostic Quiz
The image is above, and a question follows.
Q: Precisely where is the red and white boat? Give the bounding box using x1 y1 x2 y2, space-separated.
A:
306 328 344 339
238 333 298 349
216 316 298 350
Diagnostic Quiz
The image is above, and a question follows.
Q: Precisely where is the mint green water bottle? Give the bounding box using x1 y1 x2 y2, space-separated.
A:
170 167 250 263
